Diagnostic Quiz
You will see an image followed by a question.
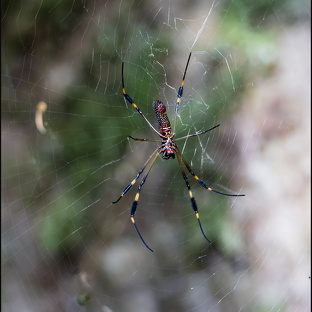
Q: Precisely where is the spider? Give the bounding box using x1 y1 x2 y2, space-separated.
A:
113 52 245 252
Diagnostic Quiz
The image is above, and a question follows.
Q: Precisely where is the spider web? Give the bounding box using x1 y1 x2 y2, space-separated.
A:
1 0 311 311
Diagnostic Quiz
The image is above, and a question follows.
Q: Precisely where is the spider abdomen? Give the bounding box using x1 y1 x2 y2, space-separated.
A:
153 100 172 136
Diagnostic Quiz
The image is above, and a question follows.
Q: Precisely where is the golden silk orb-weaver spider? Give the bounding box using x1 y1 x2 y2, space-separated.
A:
113 52 245 252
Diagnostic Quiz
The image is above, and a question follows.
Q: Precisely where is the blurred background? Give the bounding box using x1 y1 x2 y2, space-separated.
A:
1 0 310 311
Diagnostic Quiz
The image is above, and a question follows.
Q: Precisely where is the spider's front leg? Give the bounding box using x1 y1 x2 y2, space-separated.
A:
176 150 211 244
129 173 154 252
127 150 160 252
112 148 159 204
178 150 245 197
112 147 159 252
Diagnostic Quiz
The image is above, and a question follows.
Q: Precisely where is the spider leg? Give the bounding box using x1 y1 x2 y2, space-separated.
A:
112 147 159 204
129 136 161 142
178 150 245 197
173 52 192 133
175 124 220 141
176 150 211 243
130 150 160 252
122 62 161 136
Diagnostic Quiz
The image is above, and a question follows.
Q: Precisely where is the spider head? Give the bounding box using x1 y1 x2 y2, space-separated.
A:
162 153 175 160
160 137 177 160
